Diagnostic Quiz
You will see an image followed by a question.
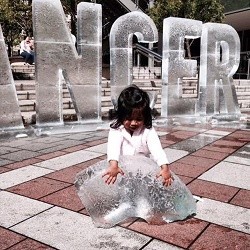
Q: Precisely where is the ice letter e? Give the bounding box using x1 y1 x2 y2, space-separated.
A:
161 17 202 117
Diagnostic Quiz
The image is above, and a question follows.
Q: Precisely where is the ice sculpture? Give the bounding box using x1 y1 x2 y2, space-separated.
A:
75 155 196 228
161 17 202 117
109 11 158 108
0 26 24 129
198 23 241 116
33 0 102 126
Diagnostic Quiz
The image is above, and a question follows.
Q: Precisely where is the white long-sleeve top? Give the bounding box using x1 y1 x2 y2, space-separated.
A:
20 40 32 54
107 126 169 167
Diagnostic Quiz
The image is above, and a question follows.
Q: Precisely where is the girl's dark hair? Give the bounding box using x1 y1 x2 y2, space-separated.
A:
110 84 152 129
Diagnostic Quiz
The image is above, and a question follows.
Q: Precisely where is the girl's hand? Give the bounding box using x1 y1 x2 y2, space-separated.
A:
156 164 173 187
102 160 124 185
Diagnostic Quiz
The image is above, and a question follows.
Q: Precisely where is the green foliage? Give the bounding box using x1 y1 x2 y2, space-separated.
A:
148 0 225 32
0 0 32 56
221 0 249 12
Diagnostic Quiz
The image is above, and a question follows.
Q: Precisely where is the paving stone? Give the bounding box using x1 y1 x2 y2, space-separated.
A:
143 239 184 250
171 134 221 152
211 139 245 149
202 144 237 153
0 146 20 155
0 158 14 167
40 185 83 211
0 150 42 161
37 140 87 154
35 151 67 160
187 179 239 202
176 175 194 185
0 166 11 174
84 143 107 154
0 165 54 189
11 206 150 250
203 129 231 136
3 158 42 169
199 161 250 190
34 150 104 171
170 162 212 178
230 189 250 209
7 238 56 250
16 142 63 151
190 149 229 160
45 158 102 184
164 148 189 163
128 218 208 249
0 125 249 250
0 191 52 227
195 198 250 234
61 144 88 153
0 227 25 249
7 177 71 199
189 224 250 250
178 155 219 169
225 144 250 166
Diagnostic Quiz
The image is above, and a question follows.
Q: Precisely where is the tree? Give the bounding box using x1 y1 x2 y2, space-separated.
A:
0 0 32 56
148 0 225 58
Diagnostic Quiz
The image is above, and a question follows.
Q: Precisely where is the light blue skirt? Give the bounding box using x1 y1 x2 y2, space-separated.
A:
75 155 196 228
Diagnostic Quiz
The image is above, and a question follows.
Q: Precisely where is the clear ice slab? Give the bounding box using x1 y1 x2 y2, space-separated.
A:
75 155 196 228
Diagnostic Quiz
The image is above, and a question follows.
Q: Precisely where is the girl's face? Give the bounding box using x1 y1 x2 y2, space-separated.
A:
123 110 144 133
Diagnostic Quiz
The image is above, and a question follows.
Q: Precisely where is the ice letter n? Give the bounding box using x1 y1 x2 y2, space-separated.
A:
161 17 202 117
33 0 102 126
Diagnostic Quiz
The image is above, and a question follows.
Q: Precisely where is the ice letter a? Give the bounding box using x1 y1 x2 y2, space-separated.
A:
161 17 202 117
198 23 241 116
0 26 24 129
33 0 102 126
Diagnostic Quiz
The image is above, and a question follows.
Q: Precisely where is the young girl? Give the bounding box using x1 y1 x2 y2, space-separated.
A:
75 85 196 228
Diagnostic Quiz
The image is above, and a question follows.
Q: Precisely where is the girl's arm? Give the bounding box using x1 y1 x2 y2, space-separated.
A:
147 127 169 166
147 128 173 186
103 128 124 184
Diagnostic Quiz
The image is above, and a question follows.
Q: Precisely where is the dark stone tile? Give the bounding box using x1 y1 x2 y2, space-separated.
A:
40 185 84 211
0 227 25 249
191 149 229 160
2 158 42 169
128 218 208 249
170 162 212 178
177 155 219 168
188 179 239 202
189 224 250 250
1 150 42 161
230 189 250 209
8 238 56 250
0 166 11 174
211 139 245 150
35 151 67 160
7 177 71 199
202 145 236 154
0 158 14 167
0 146 20 155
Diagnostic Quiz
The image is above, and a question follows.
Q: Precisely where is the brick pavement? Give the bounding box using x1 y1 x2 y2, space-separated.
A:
0 123 249 249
